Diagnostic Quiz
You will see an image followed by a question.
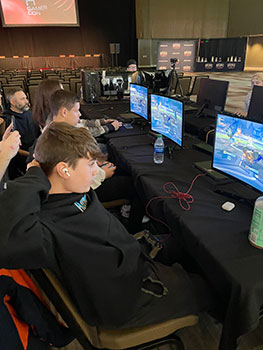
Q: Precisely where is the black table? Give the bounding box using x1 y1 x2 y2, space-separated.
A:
108 133 263 350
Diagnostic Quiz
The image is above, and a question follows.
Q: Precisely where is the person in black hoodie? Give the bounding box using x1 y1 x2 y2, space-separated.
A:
2 88 40 179
0 122 212 329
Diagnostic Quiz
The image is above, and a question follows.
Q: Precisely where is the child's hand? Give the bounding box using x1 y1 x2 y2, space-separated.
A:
101 163 116 178
0 130 21 160
111 120 122 130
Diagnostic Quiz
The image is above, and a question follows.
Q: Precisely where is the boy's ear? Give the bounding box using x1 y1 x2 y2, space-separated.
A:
56 162 71 179
60 106 68 118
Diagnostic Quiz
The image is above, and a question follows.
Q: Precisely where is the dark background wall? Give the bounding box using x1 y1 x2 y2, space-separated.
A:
0 0 137 67
228 0 263 37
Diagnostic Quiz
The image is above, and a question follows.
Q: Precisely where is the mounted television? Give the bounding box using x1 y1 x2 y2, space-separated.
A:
151 94 184 147
212 113 263 192
197 78 229 117
130 84 148 120
0 0 79 27
247 85 263 123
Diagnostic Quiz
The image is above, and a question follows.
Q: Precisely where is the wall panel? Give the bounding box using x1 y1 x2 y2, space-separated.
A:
136 0 229 39
228 0 263 37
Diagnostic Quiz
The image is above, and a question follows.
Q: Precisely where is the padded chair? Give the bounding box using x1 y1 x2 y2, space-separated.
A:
174 77 192 96
28 79 43 85
0 77 7 85
76 81 82 97
187 75 209 96
61 82 70 91
28 84 38 105
63 74 76 82
69 77 81 93
30 268 198 350
47 75 60 80
8 79 26 91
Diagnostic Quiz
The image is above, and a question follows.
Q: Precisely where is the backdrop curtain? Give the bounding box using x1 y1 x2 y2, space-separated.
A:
136 0 229 39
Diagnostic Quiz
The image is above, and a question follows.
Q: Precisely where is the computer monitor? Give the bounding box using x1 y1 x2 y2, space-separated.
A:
101 74 123 96
197 78 229 115
247 85 263 122
150 94 184 147
130 84 148 120
212 113 263 192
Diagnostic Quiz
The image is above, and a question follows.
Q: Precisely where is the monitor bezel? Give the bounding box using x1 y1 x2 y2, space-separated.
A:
150 93 185 149
212 112 263 194
129 83 148 120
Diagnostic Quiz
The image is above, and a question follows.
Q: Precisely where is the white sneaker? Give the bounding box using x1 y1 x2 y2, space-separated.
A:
120 204 131 218
142 215 150 224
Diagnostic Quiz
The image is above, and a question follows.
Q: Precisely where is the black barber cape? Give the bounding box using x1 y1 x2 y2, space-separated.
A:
0 167 146 327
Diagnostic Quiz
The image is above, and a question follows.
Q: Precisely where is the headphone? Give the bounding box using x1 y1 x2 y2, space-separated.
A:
63 168 70 177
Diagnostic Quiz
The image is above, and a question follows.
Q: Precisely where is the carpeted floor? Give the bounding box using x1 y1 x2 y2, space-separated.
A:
188 71 254 112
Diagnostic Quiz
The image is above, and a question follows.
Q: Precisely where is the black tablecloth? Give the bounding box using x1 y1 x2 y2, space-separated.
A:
108 133 263 350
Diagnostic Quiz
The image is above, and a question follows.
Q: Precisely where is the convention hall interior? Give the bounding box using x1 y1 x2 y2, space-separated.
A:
1 1 263 350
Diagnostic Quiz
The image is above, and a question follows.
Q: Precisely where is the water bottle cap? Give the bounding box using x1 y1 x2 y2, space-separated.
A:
157 134 162 138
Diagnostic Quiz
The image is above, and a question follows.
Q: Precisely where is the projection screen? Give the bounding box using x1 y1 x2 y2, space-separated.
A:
0 0 79 27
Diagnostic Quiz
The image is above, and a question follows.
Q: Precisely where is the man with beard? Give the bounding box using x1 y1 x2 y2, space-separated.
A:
2 88 40 179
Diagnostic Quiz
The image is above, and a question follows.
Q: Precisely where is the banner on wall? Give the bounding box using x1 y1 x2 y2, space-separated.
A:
157 40 197 72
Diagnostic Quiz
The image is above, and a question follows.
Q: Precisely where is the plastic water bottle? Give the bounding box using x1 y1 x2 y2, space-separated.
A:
154 135 164 164
249 196 263 249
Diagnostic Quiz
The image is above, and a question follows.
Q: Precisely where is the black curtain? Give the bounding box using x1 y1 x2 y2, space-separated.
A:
0 0 137 67
199 38 247 62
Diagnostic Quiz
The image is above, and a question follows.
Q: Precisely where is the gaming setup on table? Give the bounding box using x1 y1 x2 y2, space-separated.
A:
125 80 263 196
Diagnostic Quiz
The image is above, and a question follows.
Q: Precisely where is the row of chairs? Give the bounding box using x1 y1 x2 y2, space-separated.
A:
172 74 209 97
0 74 82 106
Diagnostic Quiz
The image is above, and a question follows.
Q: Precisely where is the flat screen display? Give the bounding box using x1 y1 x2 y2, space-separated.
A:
197 78 229 112
130 84 148 120
151 94 183 147
0 0 79 27
213 113 263 192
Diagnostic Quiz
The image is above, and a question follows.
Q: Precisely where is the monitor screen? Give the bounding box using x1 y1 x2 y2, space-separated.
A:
213 113 263 192
150 94 183 147
247 85 263 122
0 0 79 27
197 78 229 112
130 84 148 120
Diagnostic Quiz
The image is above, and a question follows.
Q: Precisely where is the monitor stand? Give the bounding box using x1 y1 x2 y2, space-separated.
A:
196 105 220 119
164 140 181 159
214 182 259 206
194 160 232 182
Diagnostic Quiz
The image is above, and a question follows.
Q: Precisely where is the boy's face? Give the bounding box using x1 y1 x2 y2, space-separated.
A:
64 102 81 126
63 157 98 193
